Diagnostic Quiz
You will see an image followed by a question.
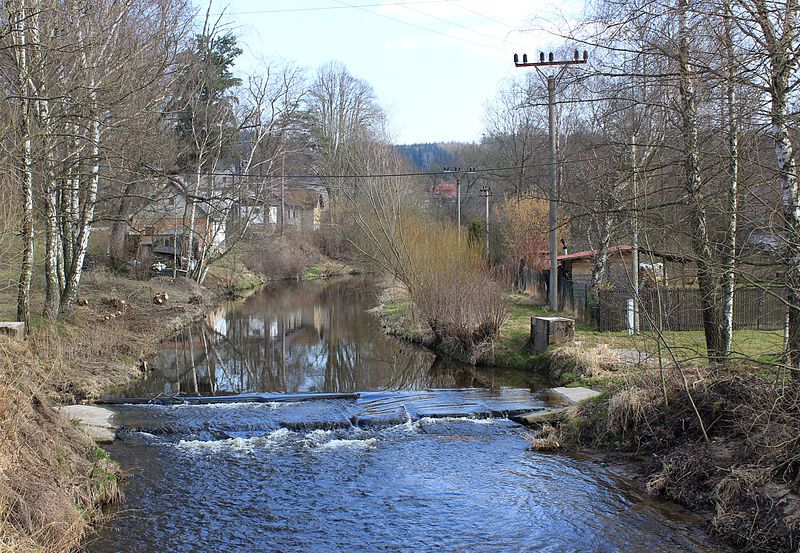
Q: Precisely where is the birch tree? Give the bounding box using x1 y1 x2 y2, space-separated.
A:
733 0 800 376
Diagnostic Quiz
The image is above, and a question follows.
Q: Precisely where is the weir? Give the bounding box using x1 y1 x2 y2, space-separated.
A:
85 279 725 552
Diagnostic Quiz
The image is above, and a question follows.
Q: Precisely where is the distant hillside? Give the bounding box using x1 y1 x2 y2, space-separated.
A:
396 143 457 171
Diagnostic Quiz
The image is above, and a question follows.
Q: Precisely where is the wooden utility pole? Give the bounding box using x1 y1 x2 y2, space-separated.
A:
443 166 476 243
480 186 492 258
514 50 588 312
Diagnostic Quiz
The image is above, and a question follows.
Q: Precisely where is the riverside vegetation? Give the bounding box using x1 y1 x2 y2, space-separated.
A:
377 286 798 552
1 0 800 551
0 271 217 552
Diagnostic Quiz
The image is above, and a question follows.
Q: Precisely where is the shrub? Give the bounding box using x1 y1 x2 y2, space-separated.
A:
405 225 508 363
241 230 313 281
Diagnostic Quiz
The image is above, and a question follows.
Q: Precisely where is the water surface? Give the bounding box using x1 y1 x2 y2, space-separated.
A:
88 279 722 553
118 278 530 398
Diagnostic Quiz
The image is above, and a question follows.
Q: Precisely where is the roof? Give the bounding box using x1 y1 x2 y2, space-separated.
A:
558 245 632 262
270 187 325 209
432 182 457 199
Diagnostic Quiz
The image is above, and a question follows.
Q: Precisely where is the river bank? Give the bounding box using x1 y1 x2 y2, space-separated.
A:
534 368 800 553
0 264 265 553
374 281 798 552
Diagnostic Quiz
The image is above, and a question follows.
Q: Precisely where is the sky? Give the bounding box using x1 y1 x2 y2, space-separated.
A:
208 0 584 144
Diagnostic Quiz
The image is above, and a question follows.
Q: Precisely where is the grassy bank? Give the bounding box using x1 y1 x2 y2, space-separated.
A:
490 296 798 552
0 263 262 552
0 340 120 552
530 368 800 552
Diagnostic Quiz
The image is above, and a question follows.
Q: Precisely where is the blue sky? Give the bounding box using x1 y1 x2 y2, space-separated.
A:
209 1 582 144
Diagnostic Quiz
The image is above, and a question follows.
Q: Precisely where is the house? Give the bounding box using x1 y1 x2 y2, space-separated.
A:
274 186 328 231
261 177 329 232
557 245 694 289
432 181 457 201
126 179 228 271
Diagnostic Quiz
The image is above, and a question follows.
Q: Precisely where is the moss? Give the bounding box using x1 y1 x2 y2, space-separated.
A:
117 354 135 365
28 314 73 338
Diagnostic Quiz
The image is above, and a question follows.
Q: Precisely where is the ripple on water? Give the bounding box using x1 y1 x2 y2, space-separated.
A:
90 398 725 553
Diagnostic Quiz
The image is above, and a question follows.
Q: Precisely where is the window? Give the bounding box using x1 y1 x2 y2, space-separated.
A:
269 206 278 225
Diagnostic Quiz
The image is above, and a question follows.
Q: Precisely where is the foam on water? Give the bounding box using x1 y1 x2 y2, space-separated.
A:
176 427 295 453
317 437 377 451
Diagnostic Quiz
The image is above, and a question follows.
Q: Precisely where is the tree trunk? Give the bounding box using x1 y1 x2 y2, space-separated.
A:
749 0 800 377
772 85 800 374
109 183 134 267
720 0 738 363
678 0 722 361
61 95 101 313
43 186 61 320
13 1 34 329
590 213 612 290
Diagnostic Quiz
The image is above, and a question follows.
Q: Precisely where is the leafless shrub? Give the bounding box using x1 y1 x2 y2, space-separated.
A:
241 231 314 281
313 228 352 260
405 225 508 363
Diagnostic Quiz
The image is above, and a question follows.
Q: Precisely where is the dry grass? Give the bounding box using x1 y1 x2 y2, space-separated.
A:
564 368 800 552
28 269 214 403
0 339 120 553
0 268 221 551
524 424 562 451
550 343 622 379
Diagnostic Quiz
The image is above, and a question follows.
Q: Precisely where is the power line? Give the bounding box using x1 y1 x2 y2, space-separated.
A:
332 0 508 53
171 158 599 180
390 1 529 50
214 0 457 16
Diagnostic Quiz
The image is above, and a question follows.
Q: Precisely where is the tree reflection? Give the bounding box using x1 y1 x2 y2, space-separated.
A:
122 278 525 397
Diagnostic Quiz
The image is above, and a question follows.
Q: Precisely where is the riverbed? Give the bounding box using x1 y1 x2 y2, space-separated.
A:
85 278 723 552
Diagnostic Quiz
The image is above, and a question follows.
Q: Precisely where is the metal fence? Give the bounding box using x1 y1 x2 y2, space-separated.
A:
491 264 787 332
596 287 787 332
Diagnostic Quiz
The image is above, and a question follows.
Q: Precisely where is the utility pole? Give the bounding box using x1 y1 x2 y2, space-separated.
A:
480 186 492 259
280 150 285 235
443 166 476 242
631 134 640 334
514 50 588 312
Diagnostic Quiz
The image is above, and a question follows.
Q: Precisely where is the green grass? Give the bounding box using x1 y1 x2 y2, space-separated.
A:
491 294 582 371
493 292 784 376
576 327 784 365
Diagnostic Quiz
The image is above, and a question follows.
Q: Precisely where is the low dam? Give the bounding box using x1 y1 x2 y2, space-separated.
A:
85 278 723 552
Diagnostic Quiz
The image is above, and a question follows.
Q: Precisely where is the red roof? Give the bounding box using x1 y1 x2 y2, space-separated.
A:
558 245 632 261
432 182 457 199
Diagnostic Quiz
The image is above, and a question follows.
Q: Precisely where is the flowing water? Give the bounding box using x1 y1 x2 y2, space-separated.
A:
86 278 723 553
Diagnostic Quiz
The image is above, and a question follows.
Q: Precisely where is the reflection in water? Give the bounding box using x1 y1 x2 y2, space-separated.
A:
121 278 524 397
90 278 726 553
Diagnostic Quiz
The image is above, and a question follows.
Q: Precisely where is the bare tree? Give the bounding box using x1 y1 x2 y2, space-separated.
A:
734 0 800 376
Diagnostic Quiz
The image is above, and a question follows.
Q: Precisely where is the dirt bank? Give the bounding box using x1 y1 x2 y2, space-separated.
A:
528 368 800 552
0 269 252 552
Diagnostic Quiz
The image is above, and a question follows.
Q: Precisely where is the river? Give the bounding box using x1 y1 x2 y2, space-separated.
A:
85 278 722 552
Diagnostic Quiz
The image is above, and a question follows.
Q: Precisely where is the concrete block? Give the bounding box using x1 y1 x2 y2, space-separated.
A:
59 405 118 444
545 386 601 406
531 316 574 353
510 407 569 425
0 322 25 341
